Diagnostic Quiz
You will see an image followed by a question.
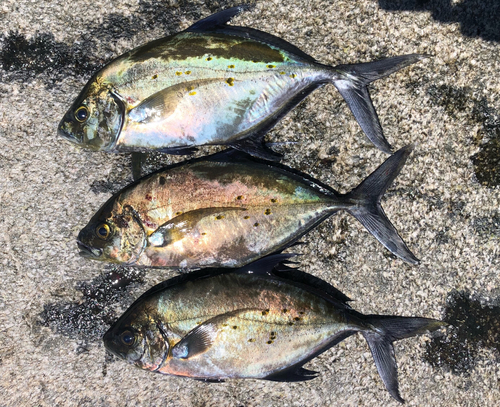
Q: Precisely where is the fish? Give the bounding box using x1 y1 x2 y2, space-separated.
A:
77 144 419 268
103 254 444 403
58 5 425 159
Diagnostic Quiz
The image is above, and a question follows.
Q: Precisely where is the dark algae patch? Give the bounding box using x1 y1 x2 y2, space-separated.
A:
0 1 234 84
39 268 145 342
425 290 500 374
427 84 500 188
0 31 101 84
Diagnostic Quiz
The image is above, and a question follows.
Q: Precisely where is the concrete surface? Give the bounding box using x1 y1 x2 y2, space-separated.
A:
0 0 499 406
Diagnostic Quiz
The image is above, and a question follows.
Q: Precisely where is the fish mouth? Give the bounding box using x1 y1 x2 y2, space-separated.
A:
77 240 102 259
58 121 79 144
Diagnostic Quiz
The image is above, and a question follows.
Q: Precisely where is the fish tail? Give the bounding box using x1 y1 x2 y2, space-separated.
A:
341 144 419 264
330 54 427 153
361 315 444 403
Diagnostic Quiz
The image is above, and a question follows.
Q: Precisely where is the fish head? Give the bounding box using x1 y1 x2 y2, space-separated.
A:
103 301 169 371
58 78 124 151
77 202 146 265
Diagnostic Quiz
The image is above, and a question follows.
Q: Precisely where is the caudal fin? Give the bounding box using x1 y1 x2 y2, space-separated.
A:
332 54 426 153
361 316 444 403
343 144 418 264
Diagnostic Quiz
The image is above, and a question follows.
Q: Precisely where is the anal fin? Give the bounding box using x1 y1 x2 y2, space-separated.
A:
264 366 318 382
158 146 198 155
229 82 327 160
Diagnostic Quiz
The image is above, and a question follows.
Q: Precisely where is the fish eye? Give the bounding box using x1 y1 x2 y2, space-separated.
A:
95 223 111 240
120 330 136 346
74 106 89 122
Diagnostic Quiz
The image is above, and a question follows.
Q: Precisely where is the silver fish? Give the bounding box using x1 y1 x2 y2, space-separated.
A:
58 6 425 159
103 254 444 403
77 145 419 268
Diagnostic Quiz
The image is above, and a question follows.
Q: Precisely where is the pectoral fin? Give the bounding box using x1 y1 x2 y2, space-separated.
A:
171 322 218 359
128 87 180 124
149 207 247 247
129 79 225 124
171 309 258 360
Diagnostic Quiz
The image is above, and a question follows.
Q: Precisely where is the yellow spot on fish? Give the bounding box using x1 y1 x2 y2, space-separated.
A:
175 211 182 215
206 57 212 61
290 73 297 79
189 91 197 96
236 195 243 200
232 326 238 329
175 71 182 76
299 311 305 315
271 198 277 203
267 64 275 69
216 215 224 220
152 74 158 79
226 77 234 86
282 308 288 313
201 232 207 235
267 340 273 344
288 322 294 326
254 222 259 227
264 209 271 215
279 71 285 75
248 338 255 342
186 85 195 91
185 71 191 75
244 216 250 219
262 309 269 316
228 64 235 69
294 317 301 321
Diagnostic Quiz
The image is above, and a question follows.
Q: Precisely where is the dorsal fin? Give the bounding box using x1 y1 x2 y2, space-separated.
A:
236 253 298 276
186 5 252 32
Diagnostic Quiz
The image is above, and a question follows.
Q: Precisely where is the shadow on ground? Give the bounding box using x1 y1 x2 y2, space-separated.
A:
379 0 500 42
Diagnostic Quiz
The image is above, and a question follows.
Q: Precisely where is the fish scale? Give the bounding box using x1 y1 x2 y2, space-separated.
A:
59 6 426 158
77 146 418 268
104 255 444 402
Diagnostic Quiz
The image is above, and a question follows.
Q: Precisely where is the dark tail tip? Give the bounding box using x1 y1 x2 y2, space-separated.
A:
344 145 418 264
362 316 445 403
332 54 425 153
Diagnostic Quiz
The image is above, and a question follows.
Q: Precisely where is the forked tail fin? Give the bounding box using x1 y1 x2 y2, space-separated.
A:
361 315 444 403
332 54 426 153
343 144 418 264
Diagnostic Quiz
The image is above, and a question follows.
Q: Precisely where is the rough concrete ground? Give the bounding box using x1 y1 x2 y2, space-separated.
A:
0 0 499 406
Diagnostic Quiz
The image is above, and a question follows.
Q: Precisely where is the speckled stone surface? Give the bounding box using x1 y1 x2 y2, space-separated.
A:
0 1 499 406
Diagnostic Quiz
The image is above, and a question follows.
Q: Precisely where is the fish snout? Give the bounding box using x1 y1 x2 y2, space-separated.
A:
57 118 79 144
103 326 127 359
77 239 103 259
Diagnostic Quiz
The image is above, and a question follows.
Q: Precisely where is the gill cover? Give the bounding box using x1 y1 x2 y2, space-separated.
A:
78 204 146 264
58 80 124 151
112 205 147 264
104 320 170 372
